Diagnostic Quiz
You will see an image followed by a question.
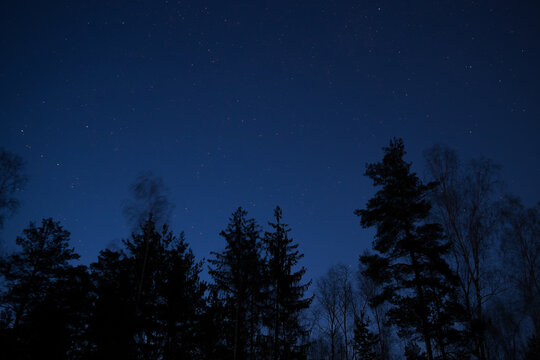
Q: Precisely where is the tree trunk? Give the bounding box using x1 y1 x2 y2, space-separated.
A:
410 251 434 360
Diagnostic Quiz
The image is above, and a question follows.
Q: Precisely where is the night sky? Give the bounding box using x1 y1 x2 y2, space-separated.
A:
1 0 539 281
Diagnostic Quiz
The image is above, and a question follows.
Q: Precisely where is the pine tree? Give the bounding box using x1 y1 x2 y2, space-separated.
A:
356 138 464 360
353 312 381 360
262 206 312 360
208 207 264 360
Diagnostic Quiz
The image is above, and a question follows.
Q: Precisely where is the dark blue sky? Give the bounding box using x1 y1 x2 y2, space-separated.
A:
1 0 539 281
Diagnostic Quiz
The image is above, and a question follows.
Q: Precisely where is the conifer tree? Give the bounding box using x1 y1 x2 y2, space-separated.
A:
198 288 231 359
208 207 263 360
88 248 138 360
353 312 381 360
0 218 83 359
262 206 312 360
88 215 206 360
356 138 464 360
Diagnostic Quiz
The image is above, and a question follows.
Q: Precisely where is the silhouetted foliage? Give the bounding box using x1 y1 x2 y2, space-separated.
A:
87 248 138 360
198 288 231 359
404 341 428 360
208 207 263 360
0 218 84 359
353 312 381 360
261 206 312 360
87 216 206 360
356 138 465 360
357 251 392 360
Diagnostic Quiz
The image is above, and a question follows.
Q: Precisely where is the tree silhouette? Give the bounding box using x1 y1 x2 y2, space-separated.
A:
315 264 357 360
87 247 138 360
315 268 341 360
88 216 206 360
262 206 312 360
497 196 540 358
356 138 464 360
353 312 381 360
357 251 392 360
208 207 263 360
0 218 82 359
424 145 502 360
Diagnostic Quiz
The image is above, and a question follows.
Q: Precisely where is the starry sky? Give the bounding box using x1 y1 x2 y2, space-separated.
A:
1 0 539 281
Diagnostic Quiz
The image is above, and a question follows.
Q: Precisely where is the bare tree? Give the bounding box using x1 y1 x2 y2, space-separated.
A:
316 267 341 360
335 264 356 360
123 171 174 230
122 172 174 311
424 145 502 360
0 148 27 230
307 307 332 360
315 264 358 360
498 196 540 356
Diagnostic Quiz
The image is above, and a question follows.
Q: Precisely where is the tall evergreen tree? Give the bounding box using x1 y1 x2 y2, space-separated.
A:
355 138 464 360
208 207 263 360
0 218 84 359
262 206 312 360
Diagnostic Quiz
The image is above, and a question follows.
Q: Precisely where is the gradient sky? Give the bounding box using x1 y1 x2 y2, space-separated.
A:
1 0 539 282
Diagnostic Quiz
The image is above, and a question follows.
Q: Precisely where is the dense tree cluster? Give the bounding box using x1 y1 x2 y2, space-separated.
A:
0 140 538 360
0 206 311 359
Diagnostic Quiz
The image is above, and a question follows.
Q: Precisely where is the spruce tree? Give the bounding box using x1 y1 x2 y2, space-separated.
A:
208 207 263 360
353 312 381 360
355 138 464 360
262 206 312 360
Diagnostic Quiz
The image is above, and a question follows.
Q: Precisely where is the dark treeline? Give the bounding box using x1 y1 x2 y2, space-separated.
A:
0 140 538 360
